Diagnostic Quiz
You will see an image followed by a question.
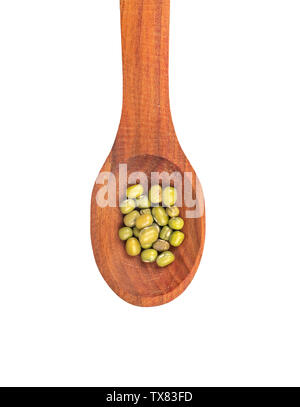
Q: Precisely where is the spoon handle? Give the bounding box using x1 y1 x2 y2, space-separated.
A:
118 0 174 138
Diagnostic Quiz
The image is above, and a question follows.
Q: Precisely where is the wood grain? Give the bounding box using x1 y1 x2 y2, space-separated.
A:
91 0 205 306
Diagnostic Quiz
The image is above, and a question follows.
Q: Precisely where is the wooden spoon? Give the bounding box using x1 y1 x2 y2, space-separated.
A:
91 0 205 307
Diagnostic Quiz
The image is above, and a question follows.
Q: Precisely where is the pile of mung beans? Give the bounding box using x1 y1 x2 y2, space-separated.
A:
118 184 184 267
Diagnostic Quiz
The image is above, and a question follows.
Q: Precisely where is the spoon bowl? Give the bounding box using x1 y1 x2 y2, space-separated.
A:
91 154 205 306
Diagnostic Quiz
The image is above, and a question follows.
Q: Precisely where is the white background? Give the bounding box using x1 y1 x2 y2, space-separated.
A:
0 0 300 387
